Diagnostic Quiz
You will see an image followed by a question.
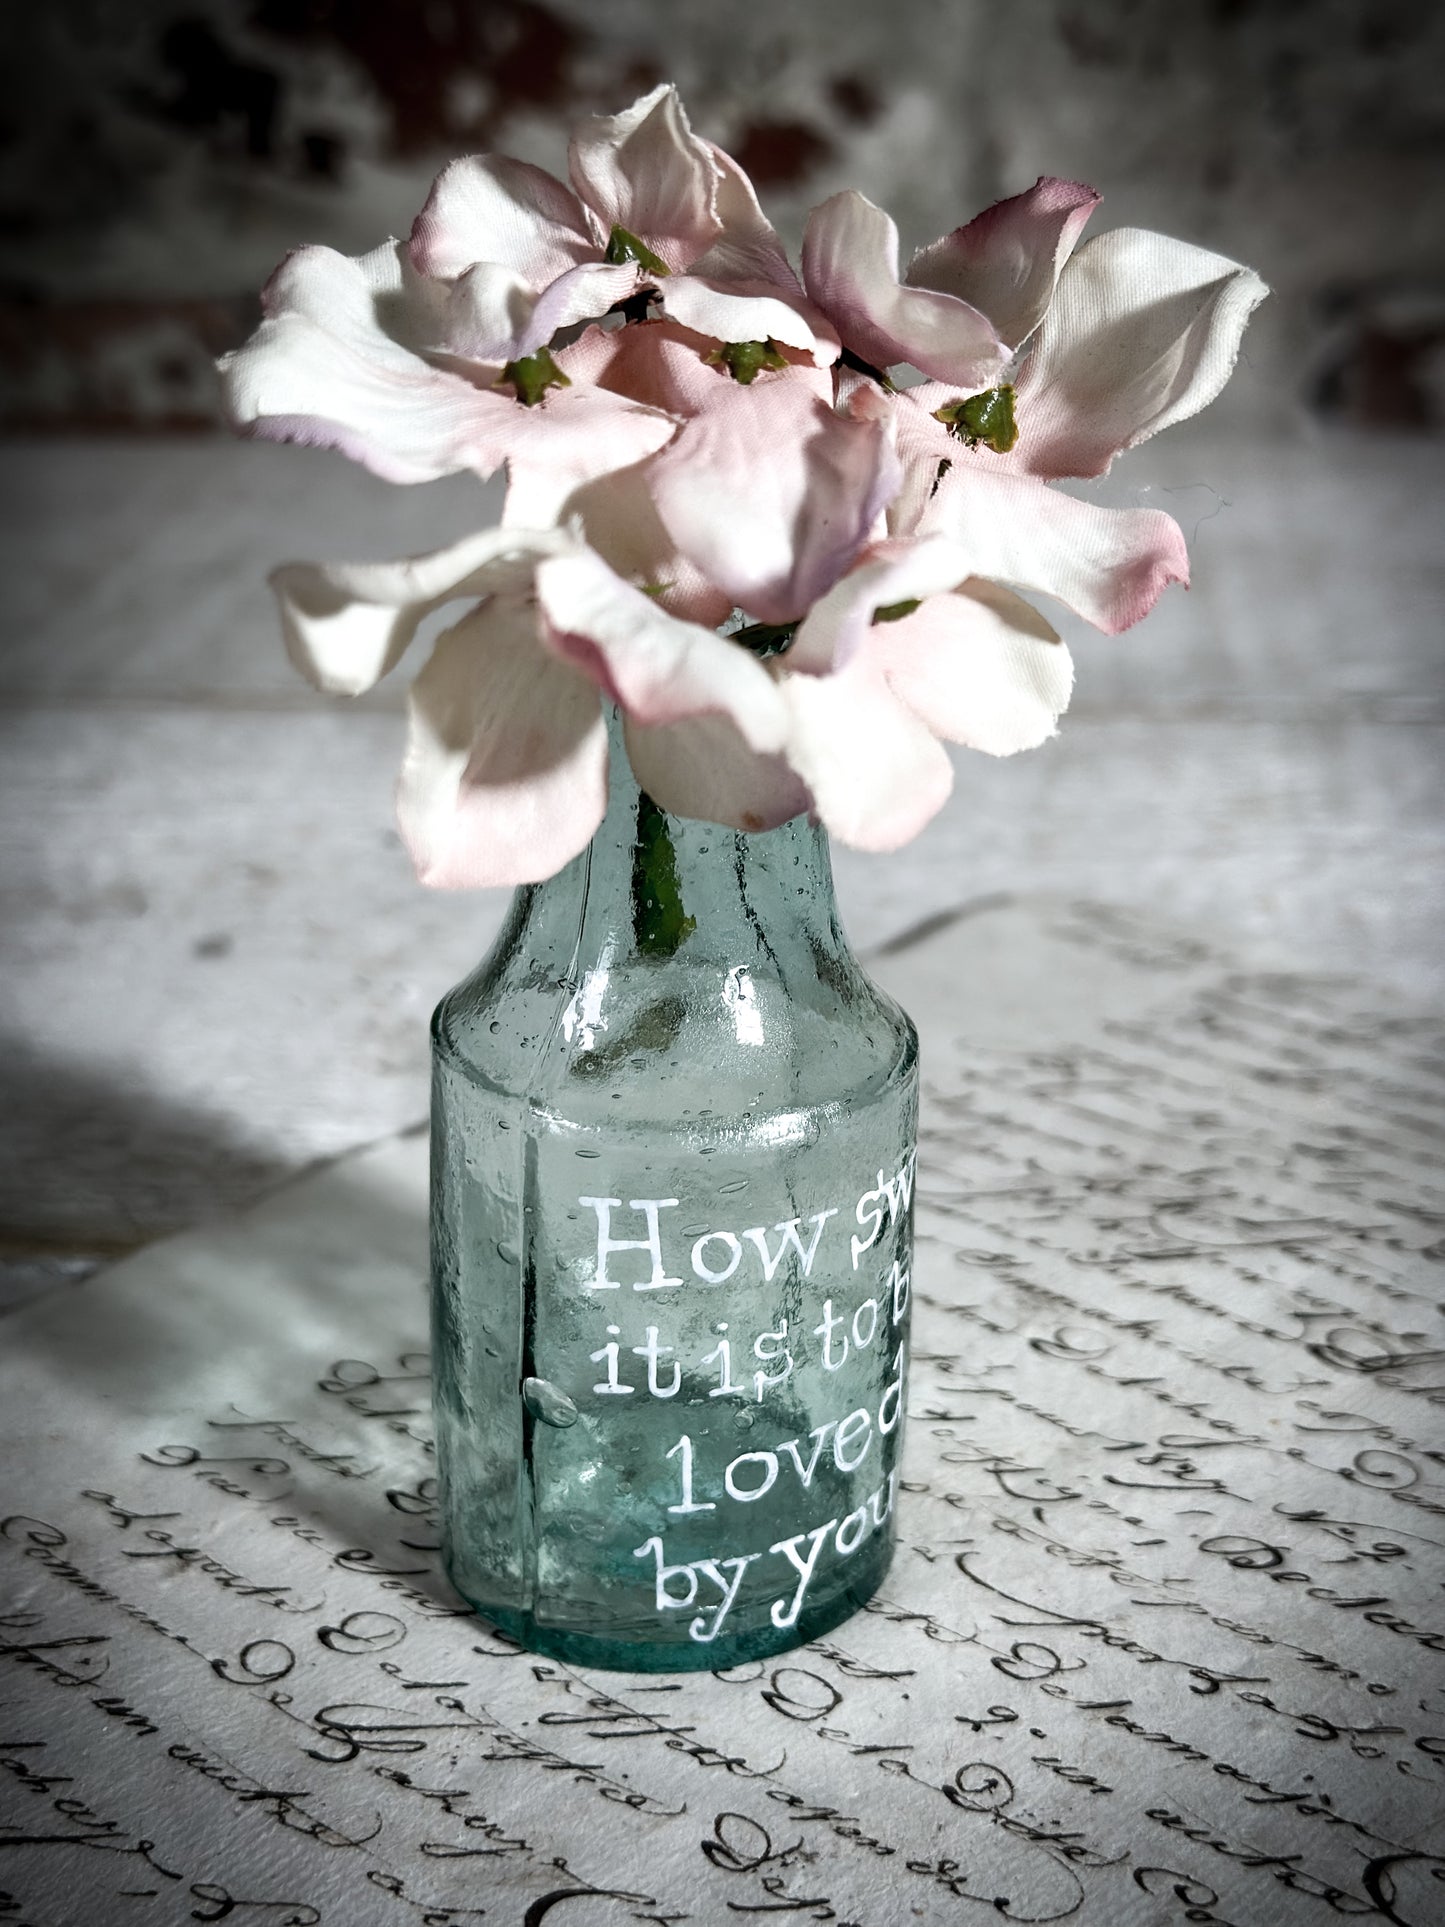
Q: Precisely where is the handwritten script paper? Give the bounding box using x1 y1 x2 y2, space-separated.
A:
2 898 1443 1927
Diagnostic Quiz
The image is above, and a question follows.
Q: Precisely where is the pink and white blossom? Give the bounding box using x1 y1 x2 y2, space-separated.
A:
218 239 677 490
409 85 836 369
228 86 1268 888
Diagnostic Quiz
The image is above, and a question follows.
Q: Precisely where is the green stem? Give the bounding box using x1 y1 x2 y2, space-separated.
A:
632 795 696 958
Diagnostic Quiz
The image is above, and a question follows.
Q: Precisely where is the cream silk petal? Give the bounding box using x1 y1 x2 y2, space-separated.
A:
534 549 789 749
801 191 1007 386
659 275 836 359
220 242 521 484
872 582 1075 755
780 648 955 852
399 597 609 888
270 527 572 694
431 261 539 366
223 242 676 487
788 532 973 673
646 375 901 625
514 260 646 356
917 460 1189 633
688 141 803 290
906 176 1100 351
437 259 639 364
568 85 720 269
408 153 594 282
1013 228 1270 478
624 712 812 833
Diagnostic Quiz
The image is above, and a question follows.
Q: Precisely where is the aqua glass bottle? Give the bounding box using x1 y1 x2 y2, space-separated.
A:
429 715 917 1670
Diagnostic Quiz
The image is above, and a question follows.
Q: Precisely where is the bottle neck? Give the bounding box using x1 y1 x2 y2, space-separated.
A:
509 710 850 984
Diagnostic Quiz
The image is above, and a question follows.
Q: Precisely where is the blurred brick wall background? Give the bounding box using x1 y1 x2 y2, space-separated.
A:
2 0 1442 433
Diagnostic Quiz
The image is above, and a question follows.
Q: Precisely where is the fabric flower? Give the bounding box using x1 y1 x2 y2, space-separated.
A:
269 527 801 886
801 175 1098 387
218 238 678 492
887 228 1267 635
227 85 1267 889
408 85 836 370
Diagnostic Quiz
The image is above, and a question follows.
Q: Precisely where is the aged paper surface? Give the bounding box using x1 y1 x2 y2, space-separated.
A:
2 898 1442 1926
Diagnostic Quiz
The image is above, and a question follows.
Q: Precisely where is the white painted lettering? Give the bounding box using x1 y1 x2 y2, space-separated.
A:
724 1449 779 1504
590 1327 634 1396
691 1230 742 1284
742 1210 838 1282
578 1196 681 1292
776 1422 835 1491
633 1535 698 1608
769 1520 836 1628
689 1554 759 1643
870 1469 898 1529
631 1326 680 1398
850 1186 884 1270
665 1433 715 1515
851 1296 879 1350
878 1340 906 1436
701 1326 746 1400
833 1407 873 1473
752 1321 794 1402
835 1504 869 1557
814 1297 849 1371
850 1151 917 1268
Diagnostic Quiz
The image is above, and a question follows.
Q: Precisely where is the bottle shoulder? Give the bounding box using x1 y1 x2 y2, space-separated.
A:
433 946 917 1122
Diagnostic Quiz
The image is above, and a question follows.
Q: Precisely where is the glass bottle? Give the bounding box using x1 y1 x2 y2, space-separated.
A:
429 715 917 1670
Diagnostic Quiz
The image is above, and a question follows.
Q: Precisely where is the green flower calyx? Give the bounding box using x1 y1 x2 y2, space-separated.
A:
933 383 1018 453
872 598 921 625
707 339 789 385
605 224 671 276
500 347 570 407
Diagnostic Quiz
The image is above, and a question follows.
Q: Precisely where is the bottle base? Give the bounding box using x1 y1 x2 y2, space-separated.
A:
445 1534 895 1673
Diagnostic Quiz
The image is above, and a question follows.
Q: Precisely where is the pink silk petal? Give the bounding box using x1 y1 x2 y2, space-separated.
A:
399 598 609 888
646 373 900 624
515 259 645 356
801 191 1007 386
221 241 530 483
534 548 789 750
494 379 680 500
408 154 594 283
568 85 720 270
1013 228 1269 478
885 384 960 535
788 531 973 673
918 461 1189 633
624 711 811 833
906 176 1100 350
270 526 571 694
504 454 732 628
688 140 804 291
780 648 955 852
660 273 837 360
872 582 1074 755
429 260 538 366
553 317 831 419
